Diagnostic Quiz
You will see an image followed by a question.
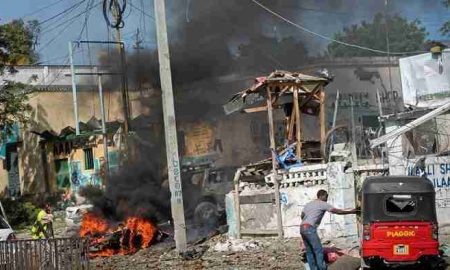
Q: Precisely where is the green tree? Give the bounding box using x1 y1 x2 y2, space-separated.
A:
328 13 427 57
0 19 39 133
440 1 450 37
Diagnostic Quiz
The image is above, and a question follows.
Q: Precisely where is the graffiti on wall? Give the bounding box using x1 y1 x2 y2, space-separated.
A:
70 160 103 191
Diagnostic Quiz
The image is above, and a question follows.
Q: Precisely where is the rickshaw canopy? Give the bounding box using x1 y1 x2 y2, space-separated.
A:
362 176 437 224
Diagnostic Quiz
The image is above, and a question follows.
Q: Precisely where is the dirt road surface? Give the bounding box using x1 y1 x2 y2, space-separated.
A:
91 237 306 270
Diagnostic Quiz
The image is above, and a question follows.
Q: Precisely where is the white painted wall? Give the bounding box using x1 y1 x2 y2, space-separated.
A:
399 156 450 234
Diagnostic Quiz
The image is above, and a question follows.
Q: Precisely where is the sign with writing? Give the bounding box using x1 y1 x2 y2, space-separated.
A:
386 230 416 238
406 156 450 209
400 50 450 108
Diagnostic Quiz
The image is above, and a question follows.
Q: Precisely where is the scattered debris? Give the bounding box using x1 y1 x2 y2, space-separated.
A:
213 238 263 252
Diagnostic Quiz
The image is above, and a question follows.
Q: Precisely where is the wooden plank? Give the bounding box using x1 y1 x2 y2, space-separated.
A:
293 87 302 159
242 104 282 113
287 114 295 142
243 106 268 113
299 84 321 108
266 88 284 239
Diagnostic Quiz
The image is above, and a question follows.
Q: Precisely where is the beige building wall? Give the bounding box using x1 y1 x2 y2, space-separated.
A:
0 166 8 197
1 89 130 197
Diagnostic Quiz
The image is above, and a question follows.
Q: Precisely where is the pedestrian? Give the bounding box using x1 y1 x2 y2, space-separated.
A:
31 203 54 239
300 190 359 270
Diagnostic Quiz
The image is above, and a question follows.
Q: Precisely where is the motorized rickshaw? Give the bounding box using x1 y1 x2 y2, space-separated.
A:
361 176 444 269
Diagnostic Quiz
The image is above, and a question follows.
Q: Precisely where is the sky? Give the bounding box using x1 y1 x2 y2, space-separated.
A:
0 0 449 65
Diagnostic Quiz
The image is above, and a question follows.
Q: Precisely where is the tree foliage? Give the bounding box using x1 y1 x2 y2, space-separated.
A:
0 20 39 133
440 0 450 37
328 13 427 57
0 81 32 133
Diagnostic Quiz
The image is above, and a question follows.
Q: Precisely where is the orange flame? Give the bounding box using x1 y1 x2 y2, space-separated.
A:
80 212 108 237
80 213 157 258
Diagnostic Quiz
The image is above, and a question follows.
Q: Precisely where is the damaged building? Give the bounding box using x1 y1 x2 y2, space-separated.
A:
224 49 450 241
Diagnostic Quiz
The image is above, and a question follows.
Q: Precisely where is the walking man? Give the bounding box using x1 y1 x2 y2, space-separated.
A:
300 189 358 270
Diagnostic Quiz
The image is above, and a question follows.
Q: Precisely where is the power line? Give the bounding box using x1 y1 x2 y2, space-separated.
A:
37 2 101 54
128 1 155 20
78 0 94 40
251 0 428 55
21 0 67 19
38 0 87 25
39 1 101 37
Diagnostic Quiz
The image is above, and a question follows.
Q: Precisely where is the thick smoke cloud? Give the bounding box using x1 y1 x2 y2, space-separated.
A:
82 161 170 223
88 0 443 227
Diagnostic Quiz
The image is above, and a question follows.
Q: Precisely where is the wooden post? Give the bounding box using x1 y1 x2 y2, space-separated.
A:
267 88 284 239
154 0 187 253
320 87 326 150
287 111 296 142
293 86 302 160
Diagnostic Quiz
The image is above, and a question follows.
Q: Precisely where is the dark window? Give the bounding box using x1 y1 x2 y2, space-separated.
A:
84 148 94 170
385 195 416 214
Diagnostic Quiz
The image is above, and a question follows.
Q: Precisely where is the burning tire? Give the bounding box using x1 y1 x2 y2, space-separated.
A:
194 201 218 228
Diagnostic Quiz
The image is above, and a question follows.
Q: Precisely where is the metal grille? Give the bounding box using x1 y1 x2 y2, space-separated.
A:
0 238 90 270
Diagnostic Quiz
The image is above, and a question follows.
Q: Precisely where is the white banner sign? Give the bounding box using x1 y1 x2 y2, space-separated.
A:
400 50 450 108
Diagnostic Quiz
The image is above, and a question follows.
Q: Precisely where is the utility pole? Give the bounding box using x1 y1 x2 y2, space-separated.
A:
134 28 144 95
111 0 123 51
69 42 80 135
98 74 110 184
154 0 187 253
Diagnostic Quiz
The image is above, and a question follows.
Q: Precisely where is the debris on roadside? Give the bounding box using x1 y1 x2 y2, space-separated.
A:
213 238 263 252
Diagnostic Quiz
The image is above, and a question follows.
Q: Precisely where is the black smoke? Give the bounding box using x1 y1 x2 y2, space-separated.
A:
81 161 170 223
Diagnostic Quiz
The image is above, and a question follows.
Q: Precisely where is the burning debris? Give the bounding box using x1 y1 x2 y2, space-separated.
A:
80 212 157 257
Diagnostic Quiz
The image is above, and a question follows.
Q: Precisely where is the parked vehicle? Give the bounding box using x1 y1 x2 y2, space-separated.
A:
181 164 236 227
360 176 444 269
0 215 15 241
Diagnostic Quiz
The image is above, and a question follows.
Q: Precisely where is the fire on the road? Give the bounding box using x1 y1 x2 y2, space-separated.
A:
80 212 157 257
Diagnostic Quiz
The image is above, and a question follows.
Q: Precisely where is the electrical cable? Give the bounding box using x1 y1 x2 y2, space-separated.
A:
251 0 428 55
39 1 101 37
36 2 99 54
38 0 87 26
128 1 154 20
21 0 67 19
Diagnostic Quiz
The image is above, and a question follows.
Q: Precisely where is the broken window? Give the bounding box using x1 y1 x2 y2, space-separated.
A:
84 148 94 170
385 195 416 214
404 119 438 157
